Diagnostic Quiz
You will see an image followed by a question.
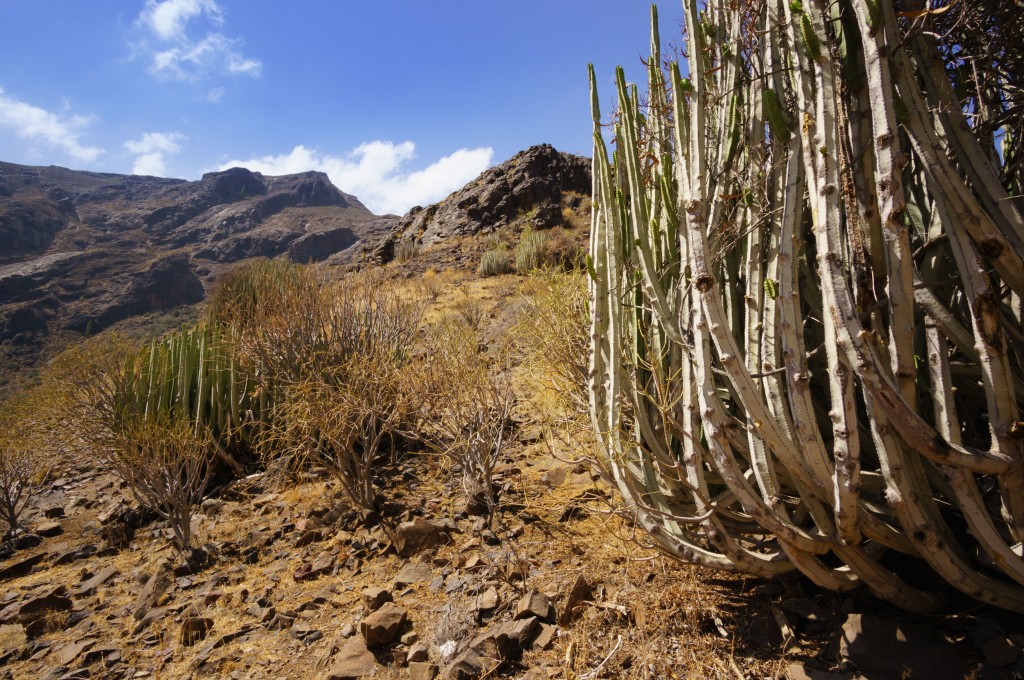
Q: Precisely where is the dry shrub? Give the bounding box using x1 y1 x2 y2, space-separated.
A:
108 420 215 552
231 267 424 519
0 395 44 537
513 270 590 429
408 318 515 522
543 228 586 270
269 351 413 521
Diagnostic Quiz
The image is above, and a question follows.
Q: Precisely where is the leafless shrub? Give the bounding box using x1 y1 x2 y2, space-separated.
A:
107 420 215 552
0 428 41 538
408 319 515 522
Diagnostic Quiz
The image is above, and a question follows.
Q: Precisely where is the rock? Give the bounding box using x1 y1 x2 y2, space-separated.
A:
836 613 969 680
382 145 590 256
476 587 498 613
294 529 324 548
34 522 62 538
394 562 432 588
514 590 554 623
52 545 96 566
401 631 419 645
13 534 40 550
559 575 592 625
471 617 538 660
42 507 64 520
73 566 118 597
0 586 72 638
408 642 429 662
532 623 556 651
394 519 450 557
180 617 214 646
360 602 407 647
540 467 567 488
327 636 377 679
132 568 171 620
189 624 255 670
0 553 45 581
55 638 94 666
442 648 488 680
361 587 392 613
983 637 1023 667
784 663 865 679
130 607 167 636
409 661 440 680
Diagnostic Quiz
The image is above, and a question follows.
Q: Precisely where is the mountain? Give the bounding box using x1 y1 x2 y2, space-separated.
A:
362 143 591 266
0 162 384 386
0 144 591 388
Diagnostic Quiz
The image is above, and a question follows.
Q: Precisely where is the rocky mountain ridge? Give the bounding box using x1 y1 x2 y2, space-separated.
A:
0 144 591 387
0 163 382 385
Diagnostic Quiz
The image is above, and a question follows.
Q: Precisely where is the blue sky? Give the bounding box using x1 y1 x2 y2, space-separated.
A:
0 1 684 214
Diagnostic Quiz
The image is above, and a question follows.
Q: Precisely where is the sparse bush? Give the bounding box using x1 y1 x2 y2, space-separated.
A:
239 269 424 513
107 420 215 552
0 406 42 538
513 270 590 424
454 298 486 332
417 272 446 302
395 239 420 263
544 228 586 270
479 246 513 277
409 319 515 522
514 228 548 273
206 258 307 329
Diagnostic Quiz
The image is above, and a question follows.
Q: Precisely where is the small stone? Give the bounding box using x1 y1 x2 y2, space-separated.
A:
74 566 118 597
339 623 355 638
35 521 62 538
360 602 407 647
0 553 45 581
180 617 214 646
443 648 487 680
514 590 554 623
43 507 65 519
361 587 393 613
293 529 324 548
327 636 377 679
401 631 419 645
533 623 556 651
395 518 450 557
476 587 498 613
408 642 429 662
132 568 171 621
408 661 439 680
559 575 592 625
394 562 432 588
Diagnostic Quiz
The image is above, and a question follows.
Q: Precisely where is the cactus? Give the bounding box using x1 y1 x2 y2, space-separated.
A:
589 2 1024 612
113 323 263 475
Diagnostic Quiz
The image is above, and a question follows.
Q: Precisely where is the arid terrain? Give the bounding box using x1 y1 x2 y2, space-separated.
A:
2 145 1023 680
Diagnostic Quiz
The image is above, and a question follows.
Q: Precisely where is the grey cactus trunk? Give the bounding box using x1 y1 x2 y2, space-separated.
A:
588 1 1024 612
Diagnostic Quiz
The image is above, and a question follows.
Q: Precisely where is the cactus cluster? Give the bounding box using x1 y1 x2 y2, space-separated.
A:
589 2 1024 612
114 324 265 474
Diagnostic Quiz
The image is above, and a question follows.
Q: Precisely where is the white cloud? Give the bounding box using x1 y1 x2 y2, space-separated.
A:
0 87 103 163
136 0 260 84
220 142 494 215
124 131 186 176
141 0 221 41
206 86 225 103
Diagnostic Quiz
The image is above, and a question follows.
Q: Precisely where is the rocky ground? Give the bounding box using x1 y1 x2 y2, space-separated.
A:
2 271 1024 680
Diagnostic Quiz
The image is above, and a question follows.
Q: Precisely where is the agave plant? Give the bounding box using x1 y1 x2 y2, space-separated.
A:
589 1 1024 611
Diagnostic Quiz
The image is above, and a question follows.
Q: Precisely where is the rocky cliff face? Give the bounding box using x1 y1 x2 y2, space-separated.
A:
0 162 379 383
367 144 590 264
